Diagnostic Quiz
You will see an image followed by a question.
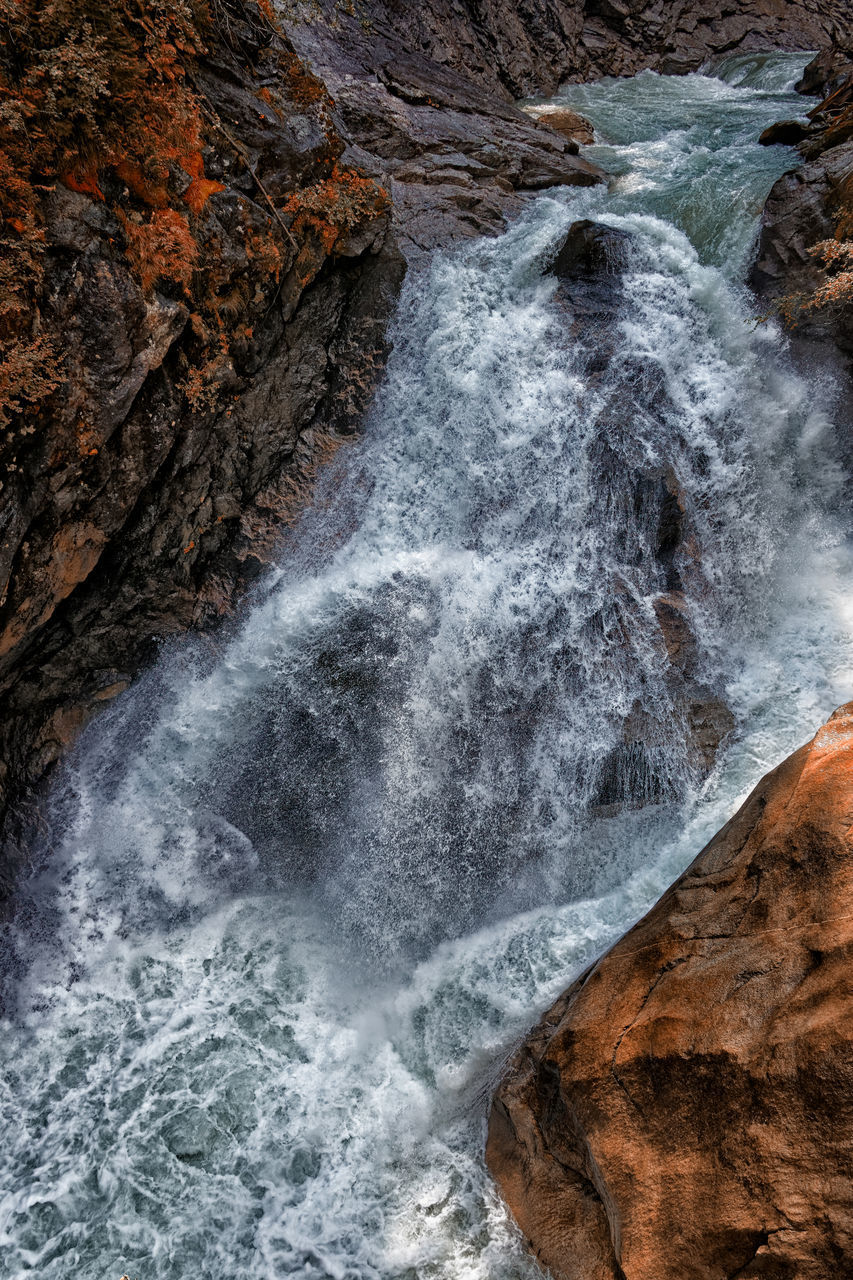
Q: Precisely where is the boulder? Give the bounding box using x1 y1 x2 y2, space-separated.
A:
758 118 814 146
551 219 634 278
487 703 853 1280
750 140 853 361
521 105 596 145
795 46 853 98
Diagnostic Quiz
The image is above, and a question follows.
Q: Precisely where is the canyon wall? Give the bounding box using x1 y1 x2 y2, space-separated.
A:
312 0 850 97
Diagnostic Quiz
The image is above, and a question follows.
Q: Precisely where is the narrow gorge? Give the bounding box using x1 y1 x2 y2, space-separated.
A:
1 3 853 1279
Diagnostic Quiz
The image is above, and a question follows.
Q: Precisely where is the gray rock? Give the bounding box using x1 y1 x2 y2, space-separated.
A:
551 219 635 277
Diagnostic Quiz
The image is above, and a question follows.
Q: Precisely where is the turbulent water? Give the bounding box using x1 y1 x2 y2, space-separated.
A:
3 53 853 1280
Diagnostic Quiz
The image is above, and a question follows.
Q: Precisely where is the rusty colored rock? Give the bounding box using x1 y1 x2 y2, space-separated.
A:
522 105 596 144
487 703 853 1280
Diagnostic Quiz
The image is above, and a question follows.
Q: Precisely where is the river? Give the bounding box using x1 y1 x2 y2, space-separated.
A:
2 51 851 1280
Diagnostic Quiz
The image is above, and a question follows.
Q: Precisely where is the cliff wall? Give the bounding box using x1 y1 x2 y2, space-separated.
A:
313 0 850 97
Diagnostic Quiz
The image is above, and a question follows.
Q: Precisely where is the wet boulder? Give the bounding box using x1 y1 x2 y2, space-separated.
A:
547 220 636 365
758 118 815 146
551 219 634 278
487 702 853 1280
795 46 853 99
521 105 596 147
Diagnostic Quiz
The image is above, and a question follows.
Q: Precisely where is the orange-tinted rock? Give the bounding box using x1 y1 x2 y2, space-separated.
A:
522 105 596 145
487 703 853 1280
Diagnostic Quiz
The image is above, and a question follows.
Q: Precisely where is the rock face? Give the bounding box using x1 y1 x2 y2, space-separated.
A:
295 0 852 102
796 44 853 98
487 702 853 1280
286 11 605 256
0 3 409 880
751 139 853 323
751 56 853 371
552 219 634 276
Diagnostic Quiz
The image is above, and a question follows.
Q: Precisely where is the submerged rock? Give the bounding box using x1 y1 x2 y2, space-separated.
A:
487 702 853 1280
549 225 734 796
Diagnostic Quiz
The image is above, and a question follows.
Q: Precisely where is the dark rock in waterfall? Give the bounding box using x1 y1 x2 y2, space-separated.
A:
549 222 635 384
552 219 635 278
548 231 733 803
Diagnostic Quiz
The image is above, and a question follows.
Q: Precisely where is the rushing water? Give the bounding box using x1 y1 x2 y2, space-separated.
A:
2 53 852 1280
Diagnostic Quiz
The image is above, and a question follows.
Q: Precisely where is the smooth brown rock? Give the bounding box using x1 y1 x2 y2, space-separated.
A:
522 105 596 144
487 703 853 1279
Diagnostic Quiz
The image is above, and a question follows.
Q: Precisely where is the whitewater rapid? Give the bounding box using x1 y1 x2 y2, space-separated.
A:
2 52 852 1280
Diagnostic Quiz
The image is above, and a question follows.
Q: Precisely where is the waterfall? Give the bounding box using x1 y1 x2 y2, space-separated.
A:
2 52 851 1280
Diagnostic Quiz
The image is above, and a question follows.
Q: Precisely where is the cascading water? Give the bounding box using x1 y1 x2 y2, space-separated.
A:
2 53 852 1280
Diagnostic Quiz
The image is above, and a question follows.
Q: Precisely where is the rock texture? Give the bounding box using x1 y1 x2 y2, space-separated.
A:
295 0 853 102
751 140 853 332
751 55 853 369
487 702 853 1280
0 4 405 878
287 11 604 255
